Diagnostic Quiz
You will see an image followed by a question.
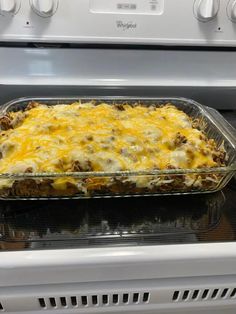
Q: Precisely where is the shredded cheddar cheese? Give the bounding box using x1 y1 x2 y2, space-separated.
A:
0 102 221 177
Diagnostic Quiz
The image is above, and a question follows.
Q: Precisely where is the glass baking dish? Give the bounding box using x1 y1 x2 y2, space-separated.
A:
0 96 235 200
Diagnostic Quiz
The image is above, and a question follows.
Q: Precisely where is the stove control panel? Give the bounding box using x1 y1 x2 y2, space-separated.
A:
0 0 236 46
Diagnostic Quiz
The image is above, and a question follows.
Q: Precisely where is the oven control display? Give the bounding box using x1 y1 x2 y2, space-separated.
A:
90 0 164 15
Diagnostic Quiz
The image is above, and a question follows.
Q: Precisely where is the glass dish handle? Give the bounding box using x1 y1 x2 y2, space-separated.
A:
207 107 236 181
206 106 236 144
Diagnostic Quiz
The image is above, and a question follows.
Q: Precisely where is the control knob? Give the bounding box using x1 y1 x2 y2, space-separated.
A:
227 0 236 22
0 0 20 15
30 0 58 17
194 0 220 22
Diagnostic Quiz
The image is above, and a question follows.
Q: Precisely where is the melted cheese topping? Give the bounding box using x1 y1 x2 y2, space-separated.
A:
0 102 219 176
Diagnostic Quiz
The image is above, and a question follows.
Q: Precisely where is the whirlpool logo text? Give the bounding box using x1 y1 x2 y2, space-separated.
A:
116 20 137 30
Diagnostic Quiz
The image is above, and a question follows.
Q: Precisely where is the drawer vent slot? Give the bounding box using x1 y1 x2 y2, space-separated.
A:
71 296 77 306
38 298 46 308
49 297 56 308
102 294 108 305
192 290 200 300
60 297 67 307
230 288 236 298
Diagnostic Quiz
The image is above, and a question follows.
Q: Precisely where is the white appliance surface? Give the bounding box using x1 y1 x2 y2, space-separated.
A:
0 0 236 46
0 1 235 314
1 47 236 88
0 243 236 313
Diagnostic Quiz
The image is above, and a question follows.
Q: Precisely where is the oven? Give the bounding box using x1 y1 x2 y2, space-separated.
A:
0 0 236 313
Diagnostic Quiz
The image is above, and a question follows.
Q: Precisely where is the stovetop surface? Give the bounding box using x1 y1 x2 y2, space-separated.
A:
0 108 235 251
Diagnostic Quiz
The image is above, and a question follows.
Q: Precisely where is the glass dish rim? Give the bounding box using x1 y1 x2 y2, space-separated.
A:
0 95 235 179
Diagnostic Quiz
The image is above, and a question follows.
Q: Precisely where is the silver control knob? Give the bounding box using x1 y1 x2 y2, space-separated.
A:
227 0 236 22
194 0 220 22
0 0 20 15
30 0 58 17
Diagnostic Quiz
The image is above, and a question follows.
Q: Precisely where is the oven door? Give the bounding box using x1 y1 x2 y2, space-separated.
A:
0 46 235 314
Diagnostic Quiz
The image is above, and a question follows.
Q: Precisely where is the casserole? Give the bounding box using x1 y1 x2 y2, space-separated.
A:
0 96 235 200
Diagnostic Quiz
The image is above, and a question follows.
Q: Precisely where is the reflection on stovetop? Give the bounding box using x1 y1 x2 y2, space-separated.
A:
0 182 235 251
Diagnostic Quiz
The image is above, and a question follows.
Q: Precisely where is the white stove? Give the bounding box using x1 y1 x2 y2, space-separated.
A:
0 0 235 46
0 1 236 314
